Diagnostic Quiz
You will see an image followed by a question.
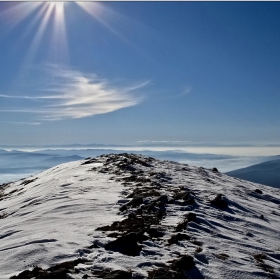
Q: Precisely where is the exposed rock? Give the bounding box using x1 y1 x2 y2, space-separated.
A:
186 212 196 222
254 253 267 262
210 194 228 209
168 233 190 245
20 178 37 186
119 204 128 212
96 214 162 233
87 242 100 249
93 268 132 279
170 255 195 271
175 219 188 232
148 255 195 278
81 159 97 165
104 232 144 256
147 228 165 238
10 259 90 279
127 188 161 199
182 192 195 203
127 196 143 207
148 267 184 279
104 270 132 279
214 253 229 260
156 194 169 203
253 253 275 274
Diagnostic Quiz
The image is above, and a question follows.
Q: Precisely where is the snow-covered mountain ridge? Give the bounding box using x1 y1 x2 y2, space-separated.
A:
0 153 280 278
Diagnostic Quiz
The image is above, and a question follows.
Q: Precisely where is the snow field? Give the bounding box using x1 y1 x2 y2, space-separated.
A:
0 154 279 278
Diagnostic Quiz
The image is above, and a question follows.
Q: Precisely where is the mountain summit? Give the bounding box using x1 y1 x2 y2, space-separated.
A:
0 153 280 278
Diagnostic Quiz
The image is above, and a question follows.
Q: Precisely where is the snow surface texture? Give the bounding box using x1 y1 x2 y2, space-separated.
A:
0 153 280 278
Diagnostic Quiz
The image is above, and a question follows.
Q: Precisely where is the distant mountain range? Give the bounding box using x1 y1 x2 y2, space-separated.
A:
0 149 84 183
1 147 280 187
226 158 280 188
0 148 254 184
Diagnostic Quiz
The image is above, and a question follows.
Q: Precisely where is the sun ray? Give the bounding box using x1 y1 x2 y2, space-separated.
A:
16 3 55 83
75 2 131 44
1 2 68 64
75 2 148 59
51 2 69 63
8 2 69 84
1 1 145 76
18 4 51 41
26 3 57 59
0 2 42 30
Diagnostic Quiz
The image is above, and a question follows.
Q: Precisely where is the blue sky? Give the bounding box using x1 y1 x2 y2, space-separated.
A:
0 2 280 147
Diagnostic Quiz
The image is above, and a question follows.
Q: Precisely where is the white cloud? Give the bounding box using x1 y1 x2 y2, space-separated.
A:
0 121 41 125
0 65 148 121
0 94 38 99
137 140 192 143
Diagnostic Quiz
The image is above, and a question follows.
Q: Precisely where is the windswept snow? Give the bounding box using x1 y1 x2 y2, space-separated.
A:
0 153 280 278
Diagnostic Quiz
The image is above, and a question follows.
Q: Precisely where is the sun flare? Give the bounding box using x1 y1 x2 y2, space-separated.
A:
0 2 108 66
49 2 64 17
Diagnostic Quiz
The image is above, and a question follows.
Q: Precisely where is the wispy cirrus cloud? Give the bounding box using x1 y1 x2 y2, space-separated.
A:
0 64 148 121
0 121 41 125
0 94 39 100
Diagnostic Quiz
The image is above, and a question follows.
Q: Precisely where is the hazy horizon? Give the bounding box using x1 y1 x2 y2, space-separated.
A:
1 142 280 157
1 142 280 185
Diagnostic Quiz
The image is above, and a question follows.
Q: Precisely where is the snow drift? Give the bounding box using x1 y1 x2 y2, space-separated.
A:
0 153 280 278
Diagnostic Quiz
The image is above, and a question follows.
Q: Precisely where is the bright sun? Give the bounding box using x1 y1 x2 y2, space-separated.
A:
1 2 102 64
49 2 64 16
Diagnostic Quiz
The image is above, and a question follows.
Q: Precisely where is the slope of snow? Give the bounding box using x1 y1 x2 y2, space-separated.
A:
0 153 280 278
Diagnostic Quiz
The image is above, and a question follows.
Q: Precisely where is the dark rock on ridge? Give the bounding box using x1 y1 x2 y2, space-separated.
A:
210 194 228 209
148 255 195 279
104 232 146 256
10 259 90 279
